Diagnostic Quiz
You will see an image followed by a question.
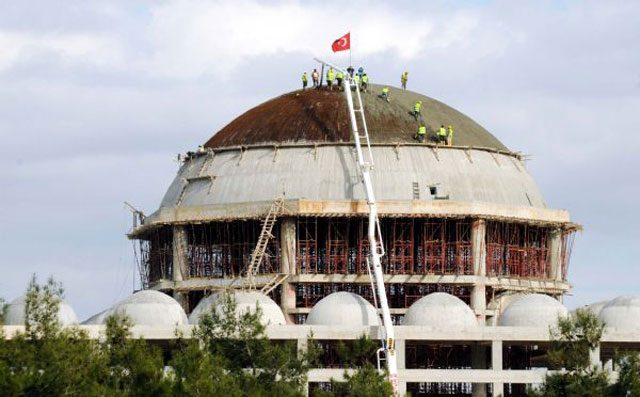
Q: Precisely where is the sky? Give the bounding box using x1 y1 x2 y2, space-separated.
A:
0 0 638 319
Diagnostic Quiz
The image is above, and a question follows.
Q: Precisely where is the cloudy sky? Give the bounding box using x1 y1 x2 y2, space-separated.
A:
1 0 638 319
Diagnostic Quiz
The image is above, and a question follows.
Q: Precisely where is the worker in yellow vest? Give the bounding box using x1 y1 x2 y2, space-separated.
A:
327 68 335 90
302 72 308 90
401 71 408 90
381 86 390 102
336 70 344 90
447 125 454 146
413 101 422 121
415 124 427 143
361 74 369 92
437 125 447 144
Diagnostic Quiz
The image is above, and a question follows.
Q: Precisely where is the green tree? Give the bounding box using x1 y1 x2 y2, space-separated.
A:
190 292 315 396
0 275 106 396
609 351 640 397
530 309 608 397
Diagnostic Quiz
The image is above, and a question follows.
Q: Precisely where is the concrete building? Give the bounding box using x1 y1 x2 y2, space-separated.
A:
5 84 638 396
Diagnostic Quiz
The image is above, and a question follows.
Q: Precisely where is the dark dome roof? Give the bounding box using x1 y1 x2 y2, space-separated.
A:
205 84 508 151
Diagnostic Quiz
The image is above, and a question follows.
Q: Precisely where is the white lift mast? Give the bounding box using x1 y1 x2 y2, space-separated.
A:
314 59 399 394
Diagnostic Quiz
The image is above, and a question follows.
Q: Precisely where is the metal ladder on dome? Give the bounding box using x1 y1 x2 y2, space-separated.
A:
245 196 285 290
314 58 399 395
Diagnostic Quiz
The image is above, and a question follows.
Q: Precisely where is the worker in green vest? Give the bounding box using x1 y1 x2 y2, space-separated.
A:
415 124 427 143
327 67 335 90
401 71 408 90
413 101 422 121
336 70 344 90
361 73 369 92
447 125 454 146
381 86 390 102
437 124 447 144
302 72 308 90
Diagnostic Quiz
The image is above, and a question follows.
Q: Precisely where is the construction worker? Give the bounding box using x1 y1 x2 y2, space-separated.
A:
437 124 447 144
352 74 360 91
401 71 408 90
327 67 335 90
361 73 369 92
336 70 344 90
413 100 422 121
302 72 308 90
447 125 454 146
357 66 364 79
415 124 427 143
347 65 355 77
380 86 390 102
312 69 319 88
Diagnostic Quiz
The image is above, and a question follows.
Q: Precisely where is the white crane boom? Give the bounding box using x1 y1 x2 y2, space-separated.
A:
314 58 399 395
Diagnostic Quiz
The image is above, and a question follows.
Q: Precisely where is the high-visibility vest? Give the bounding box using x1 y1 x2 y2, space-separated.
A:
302 73 308 82
417 126 426 135
438 127 447 137
337 71 344 79
327 69 335 80
414 102 421 112
354 75 360 83
402 72 408 81
362 75 369 83
382 87 389 94
447 126 454 137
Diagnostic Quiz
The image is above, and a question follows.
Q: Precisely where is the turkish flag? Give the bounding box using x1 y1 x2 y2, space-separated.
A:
332 32 350 52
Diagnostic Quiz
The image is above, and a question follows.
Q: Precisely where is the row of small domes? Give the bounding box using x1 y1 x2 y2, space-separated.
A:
3 290 639 330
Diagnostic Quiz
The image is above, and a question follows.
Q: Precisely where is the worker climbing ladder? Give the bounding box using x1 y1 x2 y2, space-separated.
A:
245 196 285 290
314 58 399 395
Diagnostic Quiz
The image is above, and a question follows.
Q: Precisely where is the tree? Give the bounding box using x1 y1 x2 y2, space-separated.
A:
609 351 640 397
190 292 316 396
531 309 608 397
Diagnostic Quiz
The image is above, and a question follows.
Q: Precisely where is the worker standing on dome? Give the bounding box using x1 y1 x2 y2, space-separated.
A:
401 71 408 90
361 73 369 92
357 66 364 79
302 72 308 90
336 70 344 91
347 65 354 77
380 86 390 102
437 125 447 144
312 69 319 88
413 100 422 121
415 124 427 143
327 67 335 90
352 74 360 91
447 125 454 146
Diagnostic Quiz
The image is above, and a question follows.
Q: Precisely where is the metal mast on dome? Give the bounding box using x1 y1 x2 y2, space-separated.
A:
314 58 399 394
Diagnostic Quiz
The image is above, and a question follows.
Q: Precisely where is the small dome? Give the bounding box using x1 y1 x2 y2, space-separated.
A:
3 295 78 326
499 294 568 327
188 291 286 326
306 292 379 326
404 292 477 328
598 295 640 329
85 290 188 326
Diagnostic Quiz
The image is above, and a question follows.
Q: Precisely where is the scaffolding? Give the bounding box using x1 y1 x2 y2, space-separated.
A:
486 222 550 278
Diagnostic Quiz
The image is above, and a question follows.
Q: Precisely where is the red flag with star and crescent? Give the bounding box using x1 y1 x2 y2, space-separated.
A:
332 32 350 52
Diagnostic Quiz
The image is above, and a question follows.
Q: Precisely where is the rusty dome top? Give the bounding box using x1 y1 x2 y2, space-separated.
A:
205 84 508 151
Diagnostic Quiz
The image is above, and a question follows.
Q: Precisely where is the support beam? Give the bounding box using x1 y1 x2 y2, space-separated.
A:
548 228 563 281
395 339 407 396
280 218 297 323
172 225 189 308
472 343 487 397
471 219 487 323
492 340 504 397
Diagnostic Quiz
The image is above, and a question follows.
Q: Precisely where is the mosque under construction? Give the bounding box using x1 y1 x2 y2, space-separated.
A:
3 83 640 397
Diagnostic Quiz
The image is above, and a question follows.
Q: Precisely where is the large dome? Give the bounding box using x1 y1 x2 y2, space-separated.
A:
84 290 188 326
404 292 477 328
4 295 78 326
188 291 286 326
205 85 507 150
499 294 568 328
306 292 379 327
598 295 640 330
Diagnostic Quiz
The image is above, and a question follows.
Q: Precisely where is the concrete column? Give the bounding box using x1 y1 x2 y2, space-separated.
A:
395 339 407 396
172 225 189 308
280 218 297 323
491 340 504 397
471 344 487 397
297 337 310 397
470 219 487 323
548 228 563 281
590 346 601 369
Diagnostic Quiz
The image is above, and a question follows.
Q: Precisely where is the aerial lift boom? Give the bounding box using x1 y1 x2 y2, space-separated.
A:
314 58 399 395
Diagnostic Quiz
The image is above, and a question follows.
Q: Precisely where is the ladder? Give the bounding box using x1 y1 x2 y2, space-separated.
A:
261 273 289 295
314 58 399 395
246 196 285 289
